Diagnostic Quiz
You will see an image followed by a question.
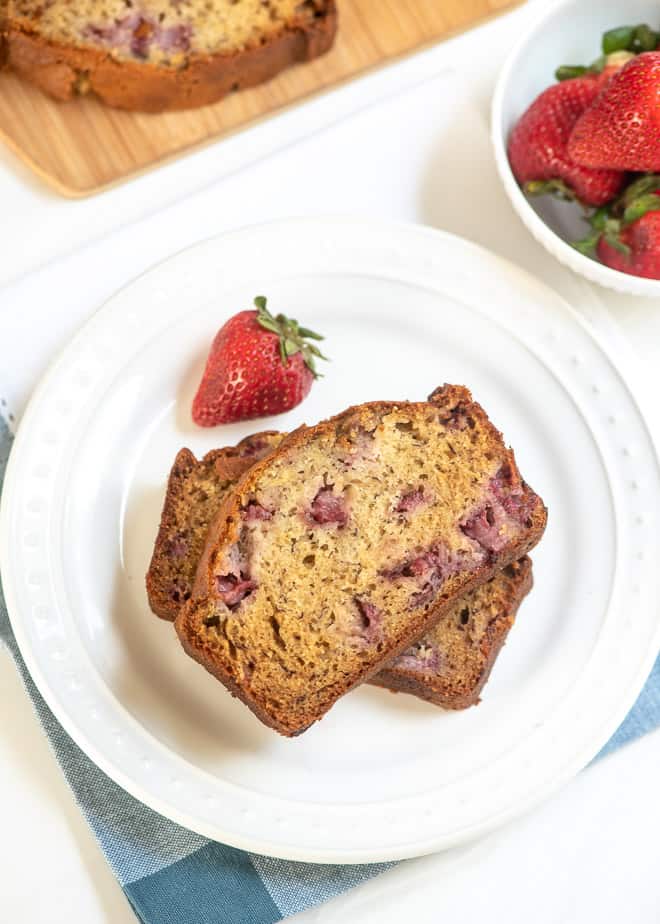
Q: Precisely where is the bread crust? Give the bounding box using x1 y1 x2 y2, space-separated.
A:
370 557 534 708
3 3 337 112
146 432 282 620
175 386 548 736
146 447 198 620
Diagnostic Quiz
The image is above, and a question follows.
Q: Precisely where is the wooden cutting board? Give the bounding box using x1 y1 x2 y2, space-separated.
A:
0 0 521 197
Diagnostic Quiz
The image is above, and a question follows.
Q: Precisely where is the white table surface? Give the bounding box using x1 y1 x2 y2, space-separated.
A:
2 2 660 921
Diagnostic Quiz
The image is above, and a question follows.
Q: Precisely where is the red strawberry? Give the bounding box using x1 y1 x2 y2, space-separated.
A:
568 52 660 171
508 74 625 206
598 207 660 279
597 211 660 277
573 175 660 279
192 296 327 426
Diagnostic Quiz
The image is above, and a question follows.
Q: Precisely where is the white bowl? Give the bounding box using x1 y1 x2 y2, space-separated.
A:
492 0 660 297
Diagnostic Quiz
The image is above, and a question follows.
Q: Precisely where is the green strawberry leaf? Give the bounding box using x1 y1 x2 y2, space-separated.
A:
633 24 659 52
623 193 660 225
283 338 300 357
258 317 284 335
555 65 588 81
556 39 642 83
621 175 660 208
572 230 602 257
602 25 635 54
307 343 329 360
254 296 329 378
588 206 611 232
297 326 324 341
572 210 627 258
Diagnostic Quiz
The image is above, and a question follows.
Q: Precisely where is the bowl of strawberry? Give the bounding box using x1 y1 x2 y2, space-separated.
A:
492 0 660 295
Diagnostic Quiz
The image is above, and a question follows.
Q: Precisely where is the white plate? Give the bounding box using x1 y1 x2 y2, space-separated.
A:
2 218 660 864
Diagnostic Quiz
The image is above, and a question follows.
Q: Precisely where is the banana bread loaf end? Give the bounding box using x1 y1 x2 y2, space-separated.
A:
2 0 337 111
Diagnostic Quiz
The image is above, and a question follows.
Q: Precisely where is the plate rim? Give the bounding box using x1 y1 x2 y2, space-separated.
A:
2 216 660 863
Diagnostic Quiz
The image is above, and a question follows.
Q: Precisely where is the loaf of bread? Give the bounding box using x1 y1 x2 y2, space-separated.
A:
0 0 337 111
174 385 547 735
371 557 533 708
147 430 533 709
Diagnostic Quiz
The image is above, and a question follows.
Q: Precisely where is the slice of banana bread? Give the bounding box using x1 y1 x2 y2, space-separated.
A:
370 557 533 709
147 433 533 709
146 432 282 620
1 0 337 111
175 385 548 736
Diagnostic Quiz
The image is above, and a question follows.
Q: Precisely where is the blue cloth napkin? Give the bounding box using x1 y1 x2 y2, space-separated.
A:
1 414 659 923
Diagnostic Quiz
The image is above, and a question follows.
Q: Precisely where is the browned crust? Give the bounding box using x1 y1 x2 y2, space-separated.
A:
146 432 281 620
0 11 7 71
146 447 198 620
370 557 534 709
175 385 548 736
3 3 337 112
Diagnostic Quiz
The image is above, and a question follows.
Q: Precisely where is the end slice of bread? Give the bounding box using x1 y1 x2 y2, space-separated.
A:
146 432 283 620
2 0 337 111
370 557 533 708
174 385 547 736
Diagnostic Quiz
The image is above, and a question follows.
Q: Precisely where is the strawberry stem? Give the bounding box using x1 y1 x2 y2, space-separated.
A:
524 178 576 202
253 296 328 379
623 193 660 225
571 204 633 259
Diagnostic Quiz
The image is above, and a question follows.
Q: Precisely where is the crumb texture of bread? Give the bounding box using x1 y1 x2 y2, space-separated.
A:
146 432 283 621
370 557 534 708
8 0 328 63
175 385 547 736
2 0 337 110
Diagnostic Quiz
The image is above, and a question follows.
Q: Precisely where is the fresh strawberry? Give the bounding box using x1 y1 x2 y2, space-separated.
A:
192 296 327 426
597 211 660 277
573 175 660 278
568 52 660 171
597 203 660 279
508 74 625 206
